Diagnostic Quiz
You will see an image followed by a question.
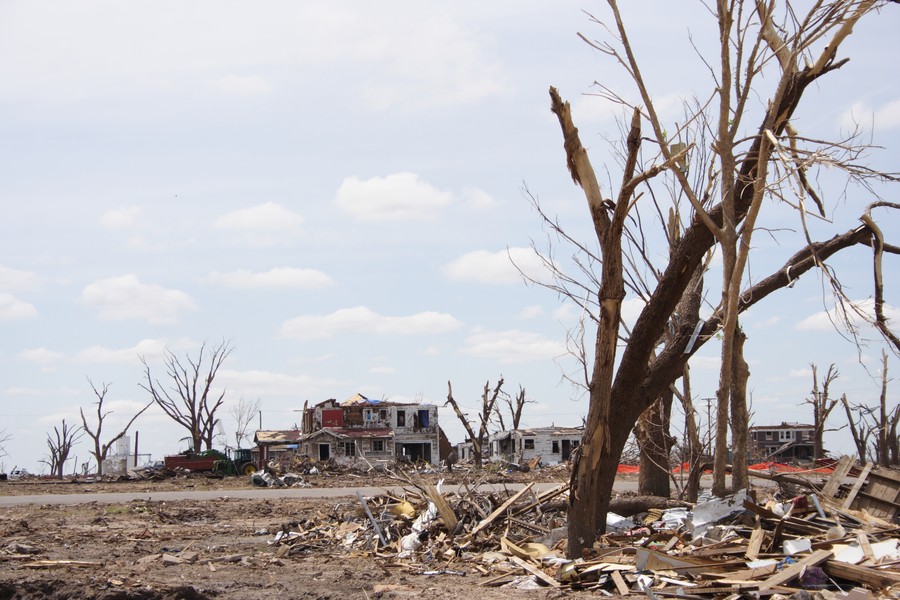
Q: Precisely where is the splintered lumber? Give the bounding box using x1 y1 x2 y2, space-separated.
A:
856 532 875 562
421 484 458 532
508 555 560 587
508 483 568 518
842 462 874 509
823 559 900 589
745 525 765 560
610 569 631 595
22 560 102 569
470 483 534 536
821 456 855 499
757 549 833 590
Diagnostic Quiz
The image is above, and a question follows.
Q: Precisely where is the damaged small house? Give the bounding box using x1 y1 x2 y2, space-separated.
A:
256 394 453 467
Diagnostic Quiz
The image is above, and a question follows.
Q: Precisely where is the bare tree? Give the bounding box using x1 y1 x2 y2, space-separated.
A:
842 394 872 463
873 351 898 466
804 364 843 460
140 340 234 452
230 396 261 449
545 1 898 558
443 378 505 468
496 385 531 432
43 419 84 479
79 379 153 476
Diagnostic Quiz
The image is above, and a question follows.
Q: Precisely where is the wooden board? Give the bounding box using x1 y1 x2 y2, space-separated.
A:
820 456 854 499
757 549 833 590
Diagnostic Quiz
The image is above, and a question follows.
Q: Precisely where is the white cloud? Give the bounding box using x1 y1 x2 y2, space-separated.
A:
356 17 507 111
517 305 544 320
787 368 812 380
461 187 496 210
18 347 64 364
369 366 396 375
81 275 196 323
212 202 303 246
841 98 900 132
795 299 899 332
442 247 547 284
0 265 42 291
336 172 453 221
100 206 143 230
753 316 781 329
76 338 186 364
461 329 566 364
203 267 334 290
280 306 462 340
217 369 343 397
0 293 38 320
689 355 720 370
0 4 507 111
211 74 273 96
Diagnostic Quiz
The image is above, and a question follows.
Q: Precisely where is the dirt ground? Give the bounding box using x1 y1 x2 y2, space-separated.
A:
0 468 584 600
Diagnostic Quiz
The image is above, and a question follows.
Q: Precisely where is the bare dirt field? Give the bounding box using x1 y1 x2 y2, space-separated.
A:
0 469 582 600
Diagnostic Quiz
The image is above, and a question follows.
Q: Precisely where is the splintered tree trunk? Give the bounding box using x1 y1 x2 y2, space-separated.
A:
636 393 674 497
730 326 750 491
568 400 634 555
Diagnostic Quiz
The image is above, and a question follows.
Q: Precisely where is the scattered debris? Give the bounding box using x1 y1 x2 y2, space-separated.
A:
253 464 900 597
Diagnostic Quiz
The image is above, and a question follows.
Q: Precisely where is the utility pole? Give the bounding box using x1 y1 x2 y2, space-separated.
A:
703 397 715 458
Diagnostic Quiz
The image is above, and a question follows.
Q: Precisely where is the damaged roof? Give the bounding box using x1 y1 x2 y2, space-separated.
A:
254 429 303 444
301 427 394 441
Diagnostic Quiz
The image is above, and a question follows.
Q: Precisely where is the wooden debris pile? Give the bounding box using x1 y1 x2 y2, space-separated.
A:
264 466 900 597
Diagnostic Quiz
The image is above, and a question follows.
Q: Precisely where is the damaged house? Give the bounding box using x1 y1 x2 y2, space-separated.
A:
749 422 817 462
489 426 583 466
297 393 450 465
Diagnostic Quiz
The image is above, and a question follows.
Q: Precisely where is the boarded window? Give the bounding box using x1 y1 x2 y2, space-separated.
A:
322 409 344 427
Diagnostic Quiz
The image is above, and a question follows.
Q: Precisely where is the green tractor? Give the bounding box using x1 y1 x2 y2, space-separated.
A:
214 448 258 476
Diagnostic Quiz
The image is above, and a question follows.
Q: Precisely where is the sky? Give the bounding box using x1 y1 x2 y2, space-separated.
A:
1 1 898 475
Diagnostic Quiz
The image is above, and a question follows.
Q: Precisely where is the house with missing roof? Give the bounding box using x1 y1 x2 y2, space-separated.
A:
749 422 817 462
295 393 450 465
487 426 584 466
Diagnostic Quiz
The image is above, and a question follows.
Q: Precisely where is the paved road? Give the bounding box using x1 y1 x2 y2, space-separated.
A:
0 480 642 506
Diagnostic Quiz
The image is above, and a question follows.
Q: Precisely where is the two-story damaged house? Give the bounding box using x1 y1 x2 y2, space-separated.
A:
749 422 817 462
489 426 584 466
298 393 447 465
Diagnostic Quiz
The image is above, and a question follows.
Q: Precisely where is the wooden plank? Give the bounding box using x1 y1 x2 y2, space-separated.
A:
508 555 560 588
820 456 854 499
842 462 874 509
610 568 631 595
422 484 459 533
757 549 833 590
745 526 765 560
857 532 875 563
470 483 534 535
823 560 900 589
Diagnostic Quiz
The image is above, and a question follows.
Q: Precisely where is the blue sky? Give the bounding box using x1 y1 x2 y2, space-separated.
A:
1 2 898 474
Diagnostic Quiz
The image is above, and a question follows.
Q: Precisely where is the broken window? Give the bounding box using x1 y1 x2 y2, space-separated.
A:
379 409 388 421
372 440 385 453
341 442 356 456
418 409 430 428
524 438 535 450
397 411 406 427
552 441 559 454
